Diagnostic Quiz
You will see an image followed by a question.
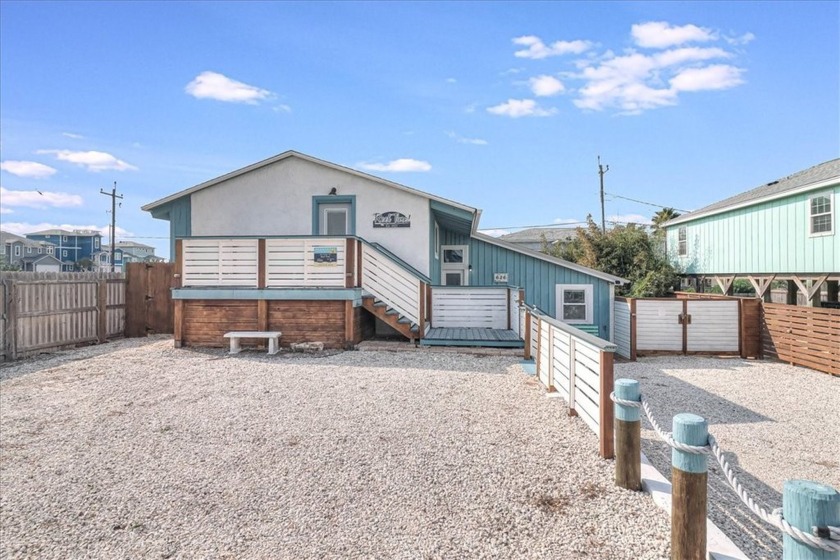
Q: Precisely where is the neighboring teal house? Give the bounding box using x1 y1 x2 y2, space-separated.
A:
143 150 626 348
663 158 839 306
24 228 103 271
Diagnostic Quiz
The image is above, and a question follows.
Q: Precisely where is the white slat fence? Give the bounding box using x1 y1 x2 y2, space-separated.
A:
265 238 346 287
181 239 259 287
361 244 421 325
431 287 508 329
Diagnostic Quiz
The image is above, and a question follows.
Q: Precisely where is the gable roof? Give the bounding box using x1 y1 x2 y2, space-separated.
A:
666 158 840 227
1 230 57 248
498 227 578 244
141 150 478 219
473 232 628 285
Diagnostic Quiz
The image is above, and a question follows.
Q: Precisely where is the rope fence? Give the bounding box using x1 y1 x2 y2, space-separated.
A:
610 382 840 559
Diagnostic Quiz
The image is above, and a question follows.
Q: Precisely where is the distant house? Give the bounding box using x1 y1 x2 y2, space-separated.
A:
19 254 63 272
1 231 58 270
24 229 103 271
94 241 163 271
143 150 626 348
663 158 839 306
498 227 578 252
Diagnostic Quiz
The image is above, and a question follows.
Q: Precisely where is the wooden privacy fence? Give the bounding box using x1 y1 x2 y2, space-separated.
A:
761 303 840 376
523 305 616 459
1 272 125 361
613 295 760 360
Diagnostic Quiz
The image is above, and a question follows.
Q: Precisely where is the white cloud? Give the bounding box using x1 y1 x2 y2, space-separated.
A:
357 158 432 172
487 99 557 118
37 149 138 172
446 77 457 83
445 131 488 145
513 35 592 59
0 160 57 178
631 21 716 49
725 32 756 46
0 187 83 209
272 104 292 113
670 64 744 91
608 213 652 225
0 207 12 214
0 222 131 240
529 75 565 96
62 132 84 139
553 218 582 225
185 71 273 104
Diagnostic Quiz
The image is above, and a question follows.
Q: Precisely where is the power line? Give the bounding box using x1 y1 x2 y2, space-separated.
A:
604 192 689 213
479 218 649 231
99 182 123 272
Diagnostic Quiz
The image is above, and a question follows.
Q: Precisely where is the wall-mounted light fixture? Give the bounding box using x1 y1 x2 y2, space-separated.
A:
328 187 337 195
468 264 473 272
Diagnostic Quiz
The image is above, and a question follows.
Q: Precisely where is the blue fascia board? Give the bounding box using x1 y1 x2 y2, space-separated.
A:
173 287 363 301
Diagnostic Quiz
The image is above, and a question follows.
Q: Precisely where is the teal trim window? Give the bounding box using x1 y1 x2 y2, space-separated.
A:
678 227 687 256
809 192 833 236
312 195 356 235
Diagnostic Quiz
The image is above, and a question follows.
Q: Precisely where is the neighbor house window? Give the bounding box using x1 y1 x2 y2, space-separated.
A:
63 235 68 241
556 284 593 324
14 246 21 256
26 247 32 254
678 227 687 256
38 247 42 254
62 250 68 257
47 247 53 254
809 192 833 236
94 238 100 248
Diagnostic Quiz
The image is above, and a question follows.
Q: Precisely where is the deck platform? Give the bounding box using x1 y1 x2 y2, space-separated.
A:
420 327 524 348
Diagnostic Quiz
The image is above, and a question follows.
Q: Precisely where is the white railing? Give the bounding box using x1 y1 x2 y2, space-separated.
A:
361 244 421 325
431 287 508 329
529 307 617 445
181 239 259 287
265 238 346 287
509 288 522 336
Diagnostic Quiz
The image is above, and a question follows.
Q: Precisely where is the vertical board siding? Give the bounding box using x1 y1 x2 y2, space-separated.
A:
614 299 632 359
431 288 508 329
636 300 683 351
439 228 613 339
1 272 125 360
361 245 421 325
182 239 259 287
265 238 346 287
666 185 839 274
761 303 840 376
686 300 739 352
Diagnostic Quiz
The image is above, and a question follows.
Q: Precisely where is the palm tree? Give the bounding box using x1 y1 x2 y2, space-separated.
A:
651 207 680 234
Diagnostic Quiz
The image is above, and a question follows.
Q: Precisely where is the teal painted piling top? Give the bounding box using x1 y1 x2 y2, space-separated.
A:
614 379 641 423
782 480 840 560
672 413 709 474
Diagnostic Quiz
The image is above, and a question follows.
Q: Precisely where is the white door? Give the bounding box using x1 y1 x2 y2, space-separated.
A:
441 245 469 286
319 204 350 235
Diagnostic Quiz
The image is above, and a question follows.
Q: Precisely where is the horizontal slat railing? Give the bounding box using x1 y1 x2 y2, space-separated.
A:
265 238 346 287
182 239 259 287
361 244 422 325
528 306 616 458
761 303 840 376
431 287 508 329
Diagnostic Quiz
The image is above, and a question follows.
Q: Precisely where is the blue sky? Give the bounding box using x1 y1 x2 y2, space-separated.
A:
1 1 838 258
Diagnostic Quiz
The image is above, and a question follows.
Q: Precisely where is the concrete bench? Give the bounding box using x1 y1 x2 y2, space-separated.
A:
223 331 282 355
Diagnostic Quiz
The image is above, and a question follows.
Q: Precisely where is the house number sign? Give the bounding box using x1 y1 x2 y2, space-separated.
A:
373 211 411 228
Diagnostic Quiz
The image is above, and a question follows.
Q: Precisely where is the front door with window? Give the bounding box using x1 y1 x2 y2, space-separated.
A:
441 245 469 286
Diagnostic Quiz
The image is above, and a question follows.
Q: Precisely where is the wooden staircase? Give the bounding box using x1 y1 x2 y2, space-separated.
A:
361 295 420 343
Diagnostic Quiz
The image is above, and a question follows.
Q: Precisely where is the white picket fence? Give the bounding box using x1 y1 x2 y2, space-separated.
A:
527 307 617 454
265 238 347 287
181 239 259 287
361 244 421 325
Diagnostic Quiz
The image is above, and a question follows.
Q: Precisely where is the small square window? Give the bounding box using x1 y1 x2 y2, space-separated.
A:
443 249 463 264
556 284 593 325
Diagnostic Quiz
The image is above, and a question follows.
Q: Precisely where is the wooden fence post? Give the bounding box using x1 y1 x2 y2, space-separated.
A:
523 309 531 360
629 298 637 361
568 338 577 417
97 279 107 343
598 350 615 459
5 281 17 361
672 413 708 560
614 378 641 490
782 480 840 559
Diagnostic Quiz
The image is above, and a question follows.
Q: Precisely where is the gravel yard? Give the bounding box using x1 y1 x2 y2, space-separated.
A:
1 337 670 559
617 356 840 560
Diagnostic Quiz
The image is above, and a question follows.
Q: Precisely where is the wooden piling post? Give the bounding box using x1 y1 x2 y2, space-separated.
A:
782 480 840 559
614 378 641 491
672 413 708 560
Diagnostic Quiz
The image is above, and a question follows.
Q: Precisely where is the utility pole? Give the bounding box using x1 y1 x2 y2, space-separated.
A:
100 181 123 272
598 156 609 233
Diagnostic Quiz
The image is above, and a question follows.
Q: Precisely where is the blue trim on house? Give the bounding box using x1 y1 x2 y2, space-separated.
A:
151 197 191 259
173 287 363 302
438 225 615 340
312 195 357 235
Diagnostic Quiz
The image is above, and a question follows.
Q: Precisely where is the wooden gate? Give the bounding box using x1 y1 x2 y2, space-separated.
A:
125 262 174 337
621 297 741 357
